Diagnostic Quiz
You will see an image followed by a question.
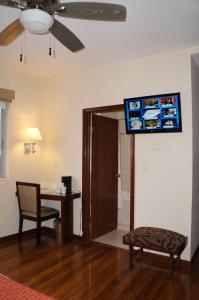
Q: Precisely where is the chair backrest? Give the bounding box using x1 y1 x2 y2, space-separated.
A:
16 182 40 214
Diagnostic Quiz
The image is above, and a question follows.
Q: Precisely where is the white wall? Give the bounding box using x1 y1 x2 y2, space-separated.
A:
41 47 195 260
0 65 43 236
191 56 199 257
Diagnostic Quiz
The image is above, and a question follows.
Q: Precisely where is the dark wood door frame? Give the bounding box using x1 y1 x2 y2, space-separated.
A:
82 104 135 240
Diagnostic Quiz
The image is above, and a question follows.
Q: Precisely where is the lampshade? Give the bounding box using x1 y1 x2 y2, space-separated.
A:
26 128 42 141
19 9 54 34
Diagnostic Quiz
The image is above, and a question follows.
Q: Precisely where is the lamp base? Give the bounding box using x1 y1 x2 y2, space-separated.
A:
24 142 36 154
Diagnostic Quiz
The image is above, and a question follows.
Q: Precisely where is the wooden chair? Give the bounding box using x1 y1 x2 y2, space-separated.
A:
16 182 59 246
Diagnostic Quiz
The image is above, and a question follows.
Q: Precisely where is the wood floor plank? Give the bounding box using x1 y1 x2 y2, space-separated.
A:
0 236 198 299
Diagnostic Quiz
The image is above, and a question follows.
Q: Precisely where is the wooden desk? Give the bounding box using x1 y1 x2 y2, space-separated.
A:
41 189 81 244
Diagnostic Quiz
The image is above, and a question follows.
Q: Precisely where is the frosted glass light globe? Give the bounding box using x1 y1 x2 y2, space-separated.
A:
19 9 54 34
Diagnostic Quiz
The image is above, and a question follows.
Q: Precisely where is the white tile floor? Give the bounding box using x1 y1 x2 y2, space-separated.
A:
94 229 129 250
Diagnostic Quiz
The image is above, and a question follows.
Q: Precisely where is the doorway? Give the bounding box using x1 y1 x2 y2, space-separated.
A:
82 104 135 245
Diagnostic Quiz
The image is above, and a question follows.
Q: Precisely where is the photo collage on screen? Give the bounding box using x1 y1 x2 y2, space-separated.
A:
127 95 179 131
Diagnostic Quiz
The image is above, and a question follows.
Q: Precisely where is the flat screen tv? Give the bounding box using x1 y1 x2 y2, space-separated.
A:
124 92 182 134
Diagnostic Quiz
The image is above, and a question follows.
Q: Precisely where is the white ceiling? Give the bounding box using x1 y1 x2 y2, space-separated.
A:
1 0 199 78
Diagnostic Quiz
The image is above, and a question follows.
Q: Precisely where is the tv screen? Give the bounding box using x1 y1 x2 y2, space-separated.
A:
124 92 182 134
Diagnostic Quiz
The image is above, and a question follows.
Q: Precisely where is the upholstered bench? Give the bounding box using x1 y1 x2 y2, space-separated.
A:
123 227 187 272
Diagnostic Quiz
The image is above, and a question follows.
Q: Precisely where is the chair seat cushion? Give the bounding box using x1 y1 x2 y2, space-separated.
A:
22 206 59 218
123 227 187 255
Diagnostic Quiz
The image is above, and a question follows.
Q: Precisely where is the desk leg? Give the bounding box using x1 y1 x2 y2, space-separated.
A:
61 200 73 244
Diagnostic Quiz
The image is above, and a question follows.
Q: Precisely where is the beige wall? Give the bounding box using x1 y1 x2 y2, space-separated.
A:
41 47 197 260
1 45 199 260
191 56 199 257
0 65 44 236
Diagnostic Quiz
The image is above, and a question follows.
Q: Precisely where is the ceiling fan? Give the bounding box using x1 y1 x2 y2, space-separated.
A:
0 1 126 52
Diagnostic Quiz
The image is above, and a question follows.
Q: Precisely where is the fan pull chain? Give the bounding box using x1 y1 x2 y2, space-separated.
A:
23 32 27 64
49 33 52 56
19 32 27 64
20 32 23 63
48 33 56 59
53 36 56 58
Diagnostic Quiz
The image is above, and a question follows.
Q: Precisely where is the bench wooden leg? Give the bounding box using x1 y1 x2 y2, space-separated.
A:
129 244 134 267
178 255 181 270
129 245 145 268
170 253 182 273
140 247 143 260
170 254 175 273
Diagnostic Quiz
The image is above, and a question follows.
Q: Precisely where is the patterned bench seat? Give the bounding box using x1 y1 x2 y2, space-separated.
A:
123 227 187 272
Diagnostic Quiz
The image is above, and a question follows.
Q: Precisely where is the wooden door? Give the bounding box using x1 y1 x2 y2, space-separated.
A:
91 114 118 239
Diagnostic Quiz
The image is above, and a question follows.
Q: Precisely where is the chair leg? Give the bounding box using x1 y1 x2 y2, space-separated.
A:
36 221 41 247
18 216 23 241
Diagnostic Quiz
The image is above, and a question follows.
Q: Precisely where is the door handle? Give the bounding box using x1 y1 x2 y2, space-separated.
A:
115 174 121 178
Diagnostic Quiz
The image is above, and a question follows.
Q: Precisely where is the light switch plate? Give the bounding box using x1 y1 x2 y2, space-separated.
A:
152 144 162 150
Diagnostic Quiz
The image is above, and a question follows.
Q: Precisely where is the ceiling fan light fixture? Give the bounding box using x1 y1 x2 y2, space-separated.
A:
19 9 54 34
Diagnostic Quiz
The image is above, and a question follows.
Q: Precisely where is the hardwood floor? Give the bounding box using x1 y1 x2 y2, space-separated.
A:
0 235 198 300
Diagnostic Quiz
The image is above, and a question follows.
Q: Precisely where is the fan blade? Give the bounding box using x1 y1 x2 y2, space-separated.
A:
0 0 19 8
55 2 126 22
50 19 84 52
0 19 24 46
